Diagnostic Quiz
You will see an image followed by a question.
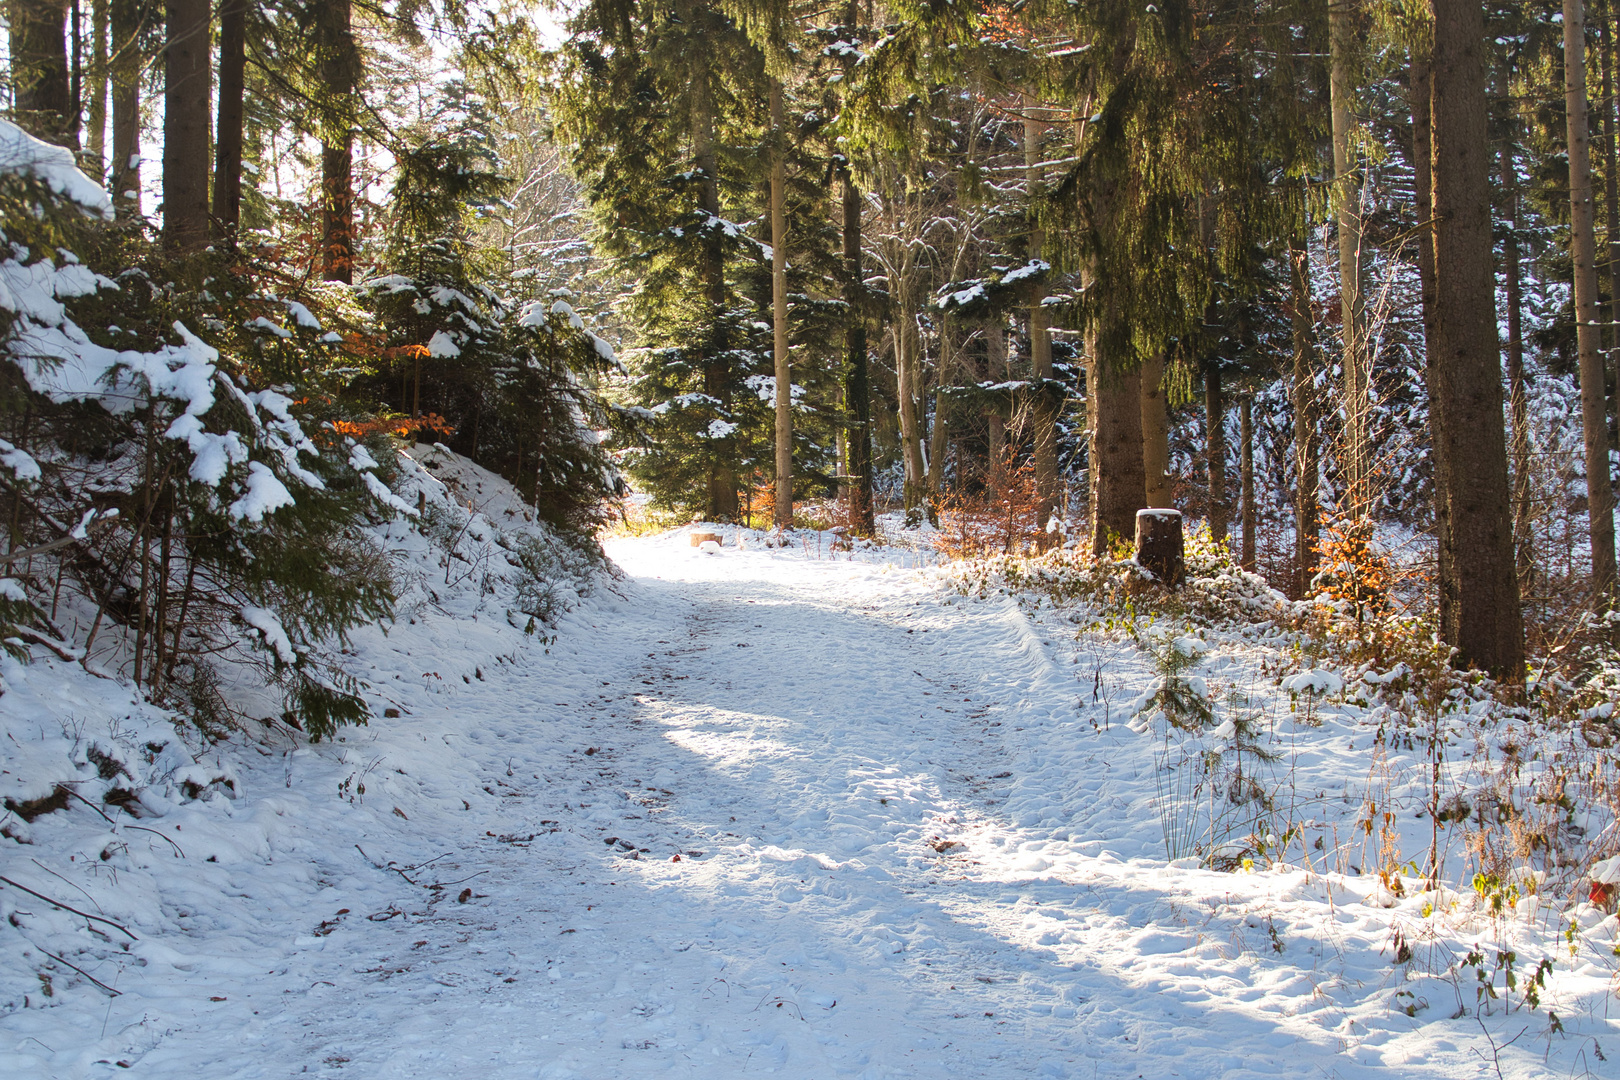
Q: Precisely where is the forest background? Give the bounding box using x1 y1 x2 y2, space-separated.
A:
0 0 1618 719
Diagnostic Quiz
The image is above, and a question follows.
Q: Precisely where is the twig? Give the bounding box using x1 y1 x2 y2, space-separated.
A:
125 825 183 858
41 950 122 996
12 626 83 662
59 785 117 825
31 858 104 912
0 876 137 939
435 870 488 887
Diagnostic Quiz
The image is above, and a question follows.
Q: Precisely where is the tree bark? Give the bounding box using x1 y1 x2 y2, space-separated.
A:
1563 0 1618 604
770 78 793 527
1602 5 1620 457
1135 509 1185 589
1430 0 1525 675
692 57 737 521
213 0 247 247
1412 51 1457 643
87 0 107 177
1205 366 1227 544
985 321 1006 495
10 0 75 146
1089 358 1146 558
1025 99 1058 528
842 167 873 533
1331 0 1370 518
109 0 141 217
928 322 952 498
317 0 358 282
895 271 927 513
1289 228 1321 598
1501 112 1533 592
162 0 211 254
1240 396 1256 571
1140 352 1172 508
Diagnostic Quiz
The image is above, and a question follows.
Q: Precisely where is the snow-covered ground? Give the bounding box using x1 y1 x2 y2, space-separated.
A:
2 493 1615 1077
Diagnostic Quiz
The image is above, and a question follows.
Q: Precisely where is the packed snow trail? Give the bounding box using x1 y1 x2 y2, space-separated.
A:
11 532 1578 1079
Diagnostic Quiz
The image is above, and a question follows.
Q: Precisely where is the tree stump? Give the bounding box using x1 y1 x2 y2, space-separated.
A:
1134 509 1185 589
689 531 722 547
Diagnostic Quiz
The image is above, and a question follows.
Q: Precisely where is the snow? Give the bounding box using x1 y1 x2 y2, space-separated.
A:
0 489 1610 1078
241 605 297 665
227 460 295 522
0 119 114 218
426 330 461 358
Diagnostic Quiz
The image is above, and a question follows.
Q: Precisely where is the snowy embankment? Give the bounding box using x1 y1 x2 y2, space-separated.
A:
3 488 1615 1078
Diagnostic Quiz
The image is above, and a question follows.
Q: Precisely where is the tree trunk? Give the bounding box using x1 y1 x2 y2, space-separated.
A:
87 0 107 177
985 322 1006 495
1331 0 1370 518
1089 358 1146 558
1431 0 1525 675
1501 112 1533 591
896 276 927 513
317 0 358 282
1412 50 1457 643
770 78 792 528
109 0 141 217
1289 227 1321 598
10 0 75 146
1564 0 1618 605
1205 367 1227 544
927 321 952 498
1025 99 1058 528
692 60 737 521
213 0 246 247
842 166 874 533
1240 396 1256 571
162 0 211 254
1140 352 1172 508
1602 5 1620 457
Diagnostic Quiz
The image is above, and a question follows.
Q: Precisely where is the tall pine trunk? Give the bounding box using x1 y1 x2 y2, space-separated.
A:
162 0 211 254
928 322 952 498
1430 0 1524 675
87 0 107 177
1088 314 1146 558
1501 115 1533 590
10 0 75 146
1290 229 1321 598
1563 0 1618 604
692 64 737 521
1602 6 1620 460
1240 396 1255 571
109 0 141 217
985 322 1006 495
895 265 927 512
1412 50 1457 642
1206 367 1227 544
769 79 792 527
1025 100 1058 528
842 167 874 533
213 0 246 247
1331 0 1370 518
318 0 358 282
1140 352 1172 508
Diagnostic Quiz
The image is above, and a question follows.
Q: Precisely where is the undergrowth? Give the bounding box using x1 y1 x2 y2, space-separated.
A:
942 521 1620 1010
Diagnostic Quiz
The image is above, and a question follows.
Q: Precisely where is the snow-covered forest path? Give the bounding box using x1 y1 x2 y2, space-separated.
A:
58 535 1561 1079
